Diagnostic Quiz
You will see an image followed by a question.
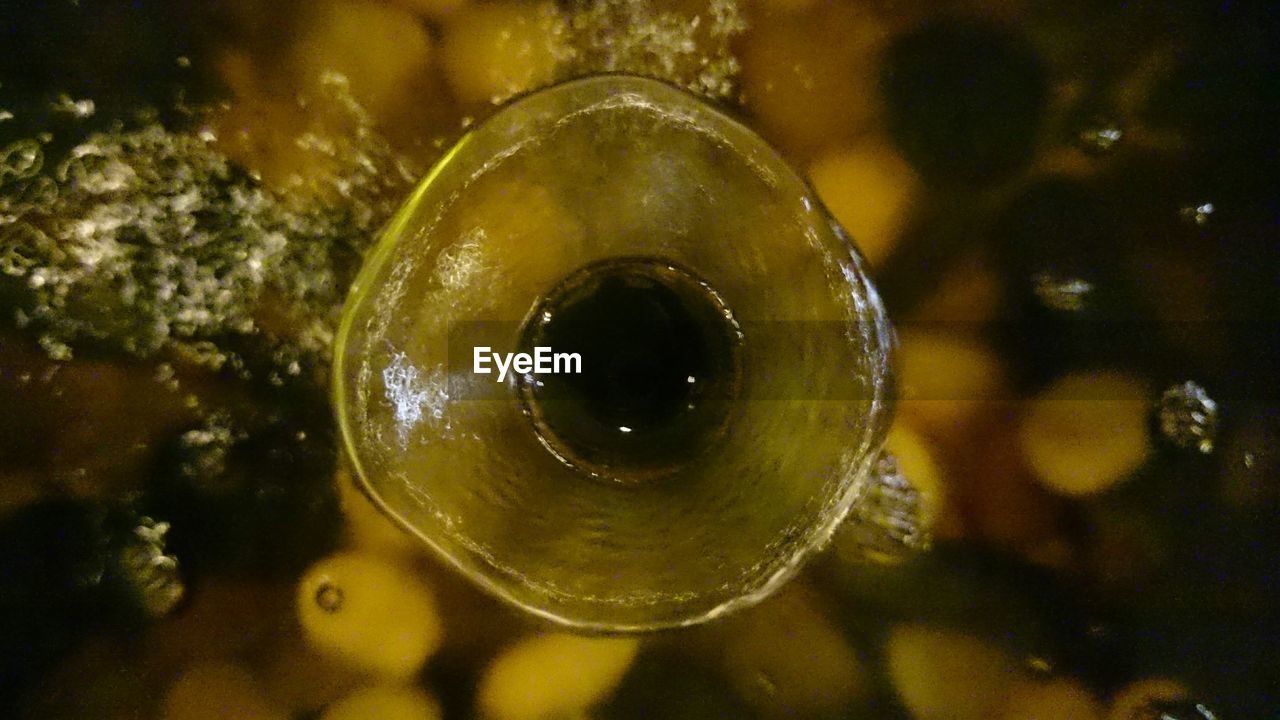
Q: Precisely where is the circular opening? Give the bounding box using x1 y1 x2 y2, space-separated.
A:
517 258 742 480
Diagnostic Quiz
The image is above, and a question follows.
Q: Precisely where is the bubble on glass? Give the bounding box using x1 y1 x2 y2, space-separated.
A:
118 516 185 619
564 0 746 100
38 334 73 361
840 451 930 561
315 581 345 614
50 93 96 119
0 78 426 369
1158 380 1218 454
0 223 61 277
382 351 450 447
1178 201 1215 227
1076 117 1124 155
1142 700 1219 720
178 412 241 482
0 139 45 182
1032 271 1093 312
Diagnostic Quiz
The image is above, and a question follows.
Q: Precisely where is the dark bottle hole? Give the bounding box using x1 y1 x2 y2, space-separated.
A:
517 258 742 480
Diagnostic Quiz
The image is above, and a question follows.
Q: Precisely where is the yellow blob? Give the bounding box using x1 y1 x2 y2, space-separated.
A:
162 662 287 720
336 466 421 559
440 2 566 106
809 137 920 267
1107 678 1191 720
1002 679 1103 720
477 634 639 720
896 330 1005 440
720 585 864 718
911 258 1003 324
291 1 435 124
297 552 443 678
1020 371 1152 496
738 3 889 155
885 625 1023 720
322 685 442 720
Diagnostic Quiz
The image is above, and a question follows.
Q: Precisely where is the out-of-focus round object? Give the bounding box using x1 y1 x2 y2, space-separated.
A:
1001 679 1103 720
896 329 1005 439
737 3 887 154
439 2 565 106
477 634 639 720
296 552 442 677
720 586 865 718
1107 678 1191 720
808 137 920 268
334 75 896 630
290 1 434 124
322 685 442 720
1019 371 1151 496
885 625 1023 720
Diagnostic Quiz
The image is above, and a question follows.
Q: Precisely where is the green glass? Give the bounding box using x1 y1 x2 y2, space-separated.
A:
333 76 896 631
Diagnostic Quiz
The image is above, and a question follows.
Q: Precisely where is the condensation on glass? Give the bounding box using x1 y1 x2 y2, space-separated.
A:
333 76 899 631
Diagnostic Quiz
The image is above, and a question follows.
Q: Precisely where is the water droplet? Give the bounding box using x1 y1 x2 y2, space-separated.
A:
50 93 96 119
1077 117 1124 155
1158 381 1218 453
179 413 240 482
842 451 931 561
1032 271 1093 312
1178 201 1215 227
119 516 185 618
0 140 44 182
0 223 61 277
38 334 73 361
315 581 344 613
58 144 140 193
1144 699 1218 720
1026 656 1054 674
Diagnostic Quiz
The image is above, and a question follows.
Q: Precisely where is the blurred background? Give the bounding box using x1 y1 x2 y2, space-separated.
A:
0 0 1277 718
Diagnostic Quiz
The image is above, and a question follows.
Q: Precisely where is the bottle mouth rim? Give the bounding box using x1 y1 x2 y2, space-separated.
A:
332 74 898 633
515 256 744 484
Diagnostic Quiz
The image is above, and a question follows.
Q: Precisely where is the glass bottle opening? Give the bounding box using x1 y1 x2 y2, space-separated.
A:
334 75 895 630
517 258 742 480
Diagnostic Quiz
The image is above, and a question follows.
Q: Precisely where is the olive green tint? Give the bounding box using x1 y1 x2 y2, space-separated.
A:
333 76 894 631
